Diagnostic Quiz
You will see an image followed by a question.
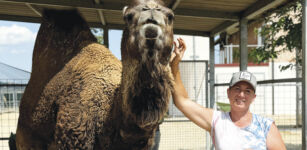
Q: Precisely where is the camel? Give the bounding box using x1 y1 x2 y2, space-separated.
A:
16 9 122 150
15 0 174 149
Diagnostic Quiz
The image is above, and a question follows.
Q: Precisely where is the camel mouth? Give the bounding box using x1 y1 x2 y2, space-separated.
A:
141 24 161 39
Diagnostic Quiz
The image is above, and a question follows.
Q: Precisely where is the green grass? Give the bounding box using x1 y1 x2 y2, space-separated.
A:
216 102 231 112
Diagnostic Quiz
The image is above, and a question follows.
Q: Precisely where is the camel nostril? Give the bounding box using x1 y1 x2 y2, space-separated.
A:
145 18 158 25
145 27 158 39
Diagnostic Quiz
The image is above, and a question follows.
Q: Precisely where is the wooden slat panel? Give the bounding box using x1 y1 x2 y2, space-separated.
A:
75 9 125 25
174 16 224 32
78 8 100 23
0 2 37 17
100 0 173 6
100 0 129 5
103 10 124 24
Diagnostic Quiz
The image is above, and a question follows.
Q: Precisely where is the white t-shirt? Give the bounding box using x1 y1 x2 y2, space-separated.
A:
211 111 273 150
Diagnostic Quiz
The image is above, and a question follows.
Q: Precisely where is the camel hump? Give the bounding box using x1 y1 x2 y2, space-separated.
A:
42 9 88 32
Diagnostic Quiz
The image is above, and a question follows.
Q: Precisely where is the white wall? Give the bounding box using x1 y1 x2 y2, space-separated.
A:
174 35 209 60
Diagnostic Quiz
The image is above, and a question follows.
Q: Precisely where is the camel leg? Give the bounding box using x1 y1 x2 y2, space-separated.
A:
54 107 96 150
16 97 55 150
16 127 47 150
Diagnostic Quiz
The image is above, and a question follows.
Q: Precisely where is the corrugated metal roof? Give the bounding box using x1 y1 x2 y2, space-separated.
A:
0 62 30 84
0 0 292 36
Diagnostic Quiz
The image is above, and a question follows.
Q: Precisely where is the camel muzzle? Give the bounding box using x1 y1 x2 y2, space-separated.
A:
141 24 161 39
145 27 158 39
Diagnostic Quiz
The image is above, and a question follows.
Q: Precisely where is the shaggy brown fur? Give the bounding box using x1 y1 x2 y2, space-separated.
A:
15 0 174 149
16 9 122 150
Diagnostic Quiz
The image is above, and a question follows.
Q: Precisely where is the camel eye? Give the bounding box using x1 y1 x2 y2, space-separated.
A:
142 8 150 11
167 13 174 23
125 13 134 23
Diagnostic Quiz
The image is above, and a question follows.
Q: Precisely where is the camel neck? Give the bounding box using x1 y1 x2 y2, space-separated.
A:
120 59 173 128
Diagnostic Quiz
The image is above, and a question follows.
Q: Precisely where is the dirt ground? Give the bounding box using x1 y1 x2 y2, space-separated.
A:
0 113 302 150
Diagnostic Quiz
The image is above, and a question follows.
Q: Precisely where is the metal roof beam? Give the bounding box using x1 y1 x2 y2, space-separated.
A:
97 10 106 26
0 13 119 28
25 3 41 17
85 22 210 36
173 29 210 37
89 22 124 29
168 0 181 10
0 14 208 36
210 21 237 36
242 0 286 19
93 0 106 26
91 22 210 36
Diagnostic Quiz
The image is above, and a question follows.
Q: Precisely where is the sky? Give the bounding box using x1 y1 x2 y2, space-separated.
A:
0 20 210 72
0 21 39 72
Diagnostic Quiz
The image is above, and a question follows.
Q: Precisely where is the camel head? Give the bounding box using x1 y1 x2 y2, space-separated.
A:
121 0 174 65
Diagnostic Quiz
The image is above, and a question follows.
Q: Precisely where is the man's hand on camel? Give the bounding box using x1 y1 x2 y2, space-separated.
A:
170 38 186 67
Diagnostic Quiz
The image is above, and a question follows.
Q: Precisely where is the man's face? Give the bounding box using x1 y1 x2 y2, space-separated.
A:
227 81 256 111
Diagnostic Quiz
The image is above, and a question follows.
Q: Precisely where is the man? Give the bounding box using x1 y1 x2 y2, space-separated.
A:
170 38 286 150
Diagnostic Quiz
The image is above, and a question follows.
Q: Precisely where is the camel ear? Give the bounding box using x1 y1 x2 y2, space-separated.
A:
123 6 128 15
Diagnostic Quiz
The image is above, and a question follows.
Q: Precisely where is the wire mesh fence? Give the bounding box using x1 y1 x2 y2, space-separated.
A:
159 119 207 150
0 61 209 150
161 60 209 150
0 64 303 149
0 65 304 150
0 79 27 150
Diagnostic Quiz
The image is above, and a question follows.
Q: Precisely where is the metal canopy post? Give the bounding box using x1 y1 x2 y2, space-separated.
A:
208 35 215 150
209 36 215 108
239 18 248 71
302 0 307 149
103 27 109 48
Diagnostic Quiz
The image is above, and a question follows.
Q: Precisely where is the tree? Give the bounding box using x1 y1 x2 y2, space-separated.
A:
250 0 302 71
91 28 104 44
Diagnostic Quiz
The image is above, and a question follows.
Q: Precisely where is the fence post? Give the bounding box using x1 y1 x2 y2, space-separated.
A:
239 18 248 71
302 0 307 149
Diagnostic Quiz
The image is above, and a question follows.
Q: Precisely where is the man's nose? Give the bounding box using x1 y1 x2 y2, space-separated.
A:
238 90 246 97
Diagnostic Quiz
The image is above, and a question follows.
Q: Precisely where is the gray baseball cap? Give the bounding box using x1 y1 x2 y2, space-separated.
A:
229 71 257 91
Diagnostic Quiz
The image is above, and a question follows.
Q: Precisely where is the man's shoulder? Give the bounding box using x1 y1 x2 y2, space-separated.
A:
253 113 273 124
251 113 274 133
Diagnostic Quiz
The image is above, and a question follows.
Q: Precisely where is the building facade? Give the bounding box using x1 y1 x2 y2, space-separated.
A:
0 62 30 112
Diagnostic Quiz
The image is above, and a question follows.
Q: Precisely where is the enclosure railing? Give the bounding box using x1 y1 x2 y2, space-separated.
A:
218 44 263 64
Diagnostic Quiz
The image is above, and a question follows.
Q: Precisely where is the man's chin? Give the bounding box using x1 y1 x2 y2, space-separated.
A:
233 103 247 109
